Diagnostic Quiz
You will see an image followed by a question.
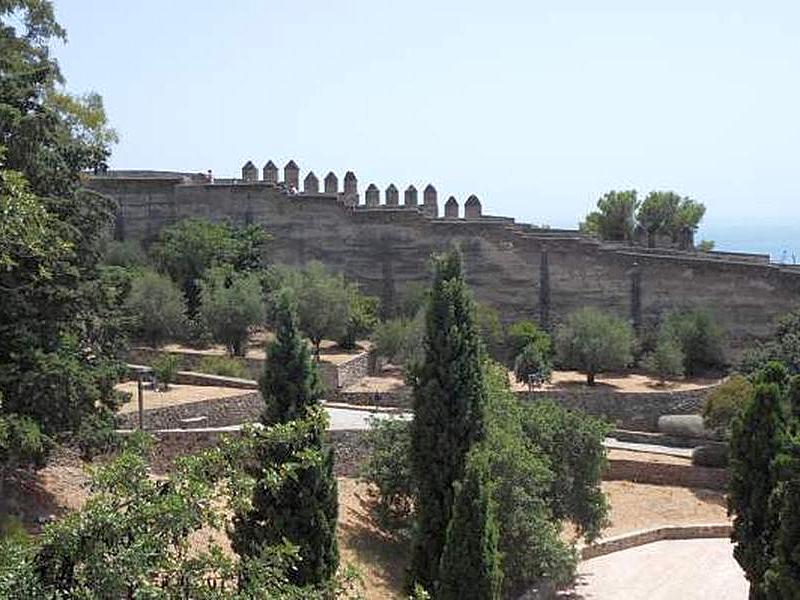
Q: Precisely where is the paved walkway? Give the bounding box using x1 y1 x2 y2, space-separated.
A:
564 538 748 599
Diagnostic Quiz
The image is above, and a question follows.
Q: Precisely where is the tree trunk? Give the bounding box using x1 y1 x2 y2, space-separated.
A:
587 371 595 386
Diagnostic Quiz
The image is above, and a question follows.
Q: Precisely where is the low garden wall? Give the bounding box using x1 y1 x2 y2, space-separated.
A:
333 389 412 408
116 392 262 430
518 386 713 432
579 523 732 560
605 456 727 490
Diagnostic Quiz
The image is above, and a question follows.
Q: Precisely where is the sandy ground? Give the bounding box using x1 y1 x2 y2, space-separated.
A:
565 539 747 599
158 338 369 366
509 370 721 393
114 382 251 414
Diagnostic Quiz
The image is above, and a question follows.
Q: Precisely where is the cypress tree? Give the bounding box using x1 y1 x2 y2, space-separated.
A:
437 453 502 600
261 288 322 425
231 288 338 587
729 380 786 599
410 249 487 591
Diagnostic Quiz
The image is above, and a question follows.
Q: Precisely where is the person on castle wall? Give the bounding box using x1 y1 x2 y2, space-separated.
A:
206 169 213 183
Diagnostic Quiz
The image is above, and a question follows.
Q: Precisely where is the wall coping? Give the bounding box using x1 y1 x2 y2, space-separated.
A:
578 523 732 560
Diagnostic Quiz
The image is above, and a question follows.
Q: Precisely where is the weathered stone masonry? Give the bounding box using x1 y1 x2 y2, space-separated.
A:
88 163 800 354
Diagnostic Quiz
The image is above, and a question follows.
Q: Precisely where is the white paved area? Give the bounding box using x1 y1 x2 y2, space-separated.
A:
565 538 748 599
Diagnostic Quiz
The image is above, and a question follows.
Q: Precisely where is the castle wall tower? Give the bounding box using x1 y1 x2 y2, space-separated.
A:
365 183 380 207
284 160 299 190
444 196 459 218
404 185 418 207
242 160 258 181
465 194 482 218
304 171 319 193
324 172 338 194
385 184 399 206
263 160 278 184
423 184 438 217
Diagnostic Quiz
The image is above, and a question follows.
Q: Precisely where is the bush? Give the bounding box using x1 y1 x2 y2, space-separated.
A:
359 417 414 530
703 374 754 435
372 316 424 369
152 354 180 391
661 308 726 375
476 303 505 362
74 409 120 460
555 308 633 385
339 293 379 350
507 320 551 360
102 240 147 268
198 355 248 379
199 268 264 356
692 443 729 468
514 343 552 390
643 336 685 383
126 270 186 348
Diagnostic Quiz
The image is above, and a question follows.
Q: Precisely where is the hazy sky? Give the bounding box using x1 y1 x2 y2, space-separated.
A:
52 1 799 253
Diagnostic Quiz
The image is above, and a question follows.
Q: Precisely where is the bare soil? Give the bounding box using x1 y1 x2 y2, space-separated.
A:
510 370 721 393
114 382 251 414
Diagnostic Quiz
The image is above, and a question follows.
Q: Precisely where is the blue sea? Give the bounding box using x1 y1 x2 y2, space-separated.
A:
698 223 800 264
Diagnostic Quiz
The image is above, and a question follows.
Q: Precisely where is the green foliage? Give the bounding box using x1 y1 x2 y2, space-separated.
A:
0 411 48 471
437 451 502 600
126 269 186 348
661 308 726 375
643 335 685 383
260 289 322 426
73 408 119 461
506 320 552 360
579 190 639 242
339 292 380 350
476 303 505 361
0 430 338 598
395 281 429 319
360 417 415 529
410 249 488 591
636 191 706 246
101 239 147 268
729 380 787 595
152 353 180 391
703 374 754 435
198 355 248 379
150 219 268 317
697 239 715 252
742 308 800 376
231 409 339 587
514 343 552 390
555 308 633 385
372 315 424 368
199 267 264 356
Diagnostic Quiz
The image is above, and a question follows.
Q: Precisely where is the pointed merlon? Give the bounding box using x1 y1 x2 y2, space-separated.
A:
385 184 399 206
365 183 380 207
404 185 418 206
324 171 338 194
464 194 482 218
444 196 459 218
241 160 258 181
304 171 319 193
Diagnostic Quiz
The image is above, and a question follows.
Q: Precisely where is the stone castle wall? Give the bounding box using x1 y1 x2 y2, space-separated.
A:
88 169 800 354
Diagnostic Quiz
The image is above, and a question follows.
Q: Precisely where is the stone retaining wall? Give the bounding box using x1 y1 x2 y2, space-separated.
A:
519 386 712 432
116 392 262 430
333 389 412 408
579 524 732 560
605 456 728 490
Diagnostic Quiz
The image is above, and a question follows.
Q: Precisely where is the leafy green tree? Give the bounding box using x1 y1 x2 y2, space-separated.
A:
637 191 705 247
231 409 339 587
437 451 502 600
703 375 754 436
729 379 787 597
555 308 633 385
150 219 267 317
580 190 639 242
126 269 186 348
199 267 264 356
514 343 552 390
372 315 425 369
742 308 800 376
661 308 726 375
410 249 488 591
260 289 322 425
697 239 715 252
644 335 685 384
506 320 552 360
339 292 379 350
101 240 147 268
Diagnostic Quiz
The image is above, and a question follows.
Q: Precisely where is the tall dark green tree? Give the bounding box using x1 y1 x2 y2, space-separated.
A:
410 248 487 591
0 1 126 452
231 289 337 588
437 452 502 600
579 190 639 242
260 289 322 425
729 378 787 599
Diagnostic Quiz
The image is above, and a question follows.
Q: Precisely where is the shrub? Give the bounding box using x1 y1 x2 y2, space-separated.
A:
126 269 186 348
514 343 552 390
643 336 685 383
372 316 424 369
152 354 180 391
74 409 120 460
199 268 264 356
339 293 379 350
555 308 633 385
102 240 147 268
198 355 248 379
661 308 726 375
476 303 505 362
702 374 754 435
359 417 414 529
507 320 552 360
